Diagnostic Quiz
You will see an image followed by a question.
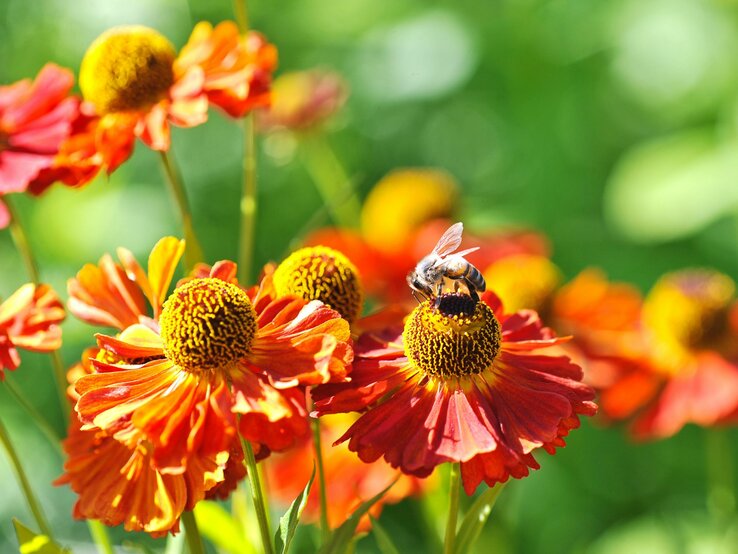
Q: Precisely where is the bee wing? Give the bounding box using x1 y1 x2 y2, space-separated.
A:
454 247 480 258
432 222 464 257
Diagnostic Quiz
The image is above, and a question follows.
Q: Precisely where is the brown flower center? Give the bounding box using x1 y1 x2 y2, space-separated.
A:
272 246 364 323
159 278 257 374
403 293 501 379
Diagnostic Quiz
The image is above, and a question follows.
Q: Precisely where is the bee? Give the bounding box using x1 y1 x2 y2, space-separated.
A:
407 222 486 303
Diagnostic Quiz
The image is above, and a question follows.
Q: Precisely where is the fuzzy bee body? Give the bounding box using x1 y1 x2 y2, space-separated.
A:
407 222 486 303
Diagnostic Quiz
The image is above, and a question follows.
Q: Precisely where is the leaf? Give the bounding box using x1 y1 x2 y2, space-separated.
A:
12 519 70 554
194 501 253 554
318 478 398 554
275 464 316 554
453 482 506 554
369 515 400 554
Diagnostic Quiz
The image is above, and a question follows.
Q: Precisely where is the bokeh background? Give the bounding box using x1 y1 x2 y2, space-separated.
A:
2 0 738 552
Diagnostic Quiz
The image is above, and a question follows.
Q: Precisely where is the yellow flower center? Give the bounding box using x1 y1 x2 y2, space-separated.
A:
644 269 735 351
272 246 364 323
80 26 176 115
403 293 501 379
361 169 458 255
484 255 562 313
159 278 257 374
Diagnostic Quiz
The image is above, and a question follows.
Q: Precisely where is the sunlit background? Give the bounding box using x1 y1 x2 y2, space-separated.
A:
2 0 738 552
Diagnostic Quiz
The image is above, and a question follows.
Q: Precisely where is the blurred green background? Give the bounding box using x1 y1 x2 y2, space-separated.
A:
3 0 738 552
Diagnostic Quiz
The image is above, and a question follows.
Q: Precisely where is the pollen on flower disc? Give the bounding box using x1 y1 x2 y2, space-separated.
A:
403 292 501 379
80 25 176 114
159 278 257 373
272 246 364 323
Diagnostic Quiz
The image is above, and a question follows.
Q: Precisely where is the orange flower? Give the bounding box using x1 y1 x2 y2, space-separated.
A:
68 238 353 475
257 69 346 131
0 283 64 379
77 22 276 173
313 291 596 494
267 414 432 532
0 64 80 200
57 349 226 536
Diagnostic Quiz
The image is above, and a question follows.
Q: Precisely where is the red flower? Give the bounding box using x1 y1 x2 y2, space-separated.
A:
0 64 79 194
313 291 596 494
0 283 64 379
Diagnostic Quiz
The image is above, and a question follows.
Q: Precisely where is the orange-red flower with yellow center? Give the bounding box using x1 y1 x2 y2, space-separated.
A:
0 283 64 379
69 238 352 475
76 22 277 174
313 291 596 494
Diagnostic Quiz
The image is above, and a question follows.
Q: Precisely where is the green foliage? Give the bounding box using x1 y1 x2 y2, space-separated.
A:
275 465 316 554
194 501 255 554
12 520 69 554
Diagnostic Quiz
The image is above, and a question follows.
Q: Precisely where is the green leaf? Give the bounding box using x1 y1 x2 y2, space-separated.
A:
194 501 253 554
369 515 400 554
275 464 316 554
12 519 70 554
453 482 506 554
318 478 398 554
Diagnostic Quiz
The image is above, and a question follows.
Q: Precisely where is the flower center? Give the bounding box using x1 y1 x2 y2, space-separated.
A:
79 25 176 115
159 278 257 373
644 269 735 351
403 292 501 379
272 246 364 323
360 169 459 255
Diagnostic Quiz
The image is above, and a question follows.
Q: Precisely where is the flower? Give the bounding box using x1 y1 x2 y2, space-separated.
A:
175 21 278 118
271 245 364 323
0 64 79 195
56 348 226 536
0 283 64 379
68 238 353 475
313 291 596 494
78 22 277 173
257 69 346 131
593 269 738 439
266 414 431 531
484 254 562 314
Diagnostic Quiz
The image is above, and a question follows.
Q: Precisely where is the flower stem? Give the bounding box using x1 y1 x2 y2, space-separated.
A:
158 150 204 270
4 195 40 284
86 520 114 554
4 379 62 451
232 0 250 32
0 418 54 539
311 416 331 544
237 115 258 284
706 428 735 521
300 134 362 229
4 195 68 425
181 510 206 554
243 439 274 554
443 463 461 554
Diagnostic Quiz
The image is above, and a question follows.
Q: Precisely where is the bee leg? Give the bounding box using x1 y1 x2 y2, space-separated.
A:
465 279 480 304
411 290 425 304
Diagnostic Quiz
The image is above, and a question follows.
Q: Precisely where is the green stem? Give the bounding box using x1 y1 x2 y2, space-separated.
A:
311 417 331 544
3 379 61 451
443 463 461 554
706 428 735 521
243 439 274 554
86 520 114 554
181 510 206 554
4 196 68 423
4 195 40 284
0 418 53 539
300 134 362 229
237 115 258 284
159 150 204 271
232 0 250 32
